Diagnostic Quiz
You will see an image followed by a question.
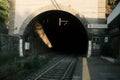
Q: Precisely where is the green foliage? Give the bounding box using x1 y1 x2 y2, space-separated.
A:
0 64 18 79
0 53 54 80
107 0 119 7
0 52 18 66
0 0 10 22
109 0 116 4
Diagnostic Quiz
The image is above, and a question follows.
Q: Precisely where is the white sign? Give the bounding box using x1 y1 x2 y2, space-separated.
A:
25 42 30 50
59 18 68 26
88 24 108 29
104 37 108 43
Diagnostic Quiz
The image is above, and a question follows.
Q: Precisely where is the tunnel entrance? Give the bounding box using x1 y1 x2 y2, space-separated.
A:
24 10 88 56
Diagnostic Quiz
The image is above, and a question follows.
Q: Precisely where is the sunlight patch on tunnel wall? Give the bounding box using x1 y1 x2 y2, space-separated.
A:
34 22 52 48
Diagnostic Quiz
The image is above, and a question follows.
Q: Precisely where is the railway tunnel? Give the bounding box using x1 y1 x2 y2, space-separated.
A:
24 10 88 56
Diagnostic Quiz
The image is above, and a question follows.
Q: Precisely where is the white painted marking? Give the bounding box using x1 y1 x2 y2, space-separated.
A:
19 39 23 57
87 40 92 58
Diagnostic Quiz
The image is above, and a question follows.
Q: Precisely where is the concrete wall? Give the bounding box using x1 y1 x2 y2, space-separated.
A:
9 0 106 35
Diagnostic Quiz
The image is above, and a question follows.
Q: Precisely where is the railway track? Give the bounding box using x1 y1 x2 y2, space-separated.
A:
33 57 77 80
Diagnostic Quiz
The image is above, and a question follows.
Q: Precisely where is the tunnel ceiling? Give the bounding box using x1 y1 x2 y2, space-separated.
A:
25 10 88 56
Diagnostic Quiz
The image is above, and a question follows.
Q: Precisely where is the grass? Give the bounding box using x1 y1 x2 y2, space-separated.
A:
0 52 53 80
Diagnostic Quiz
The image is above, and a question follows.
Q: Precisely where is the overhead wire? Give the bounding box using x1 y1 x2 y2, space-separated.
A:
51 0 59 10
51 0 61 10
53 0 61 10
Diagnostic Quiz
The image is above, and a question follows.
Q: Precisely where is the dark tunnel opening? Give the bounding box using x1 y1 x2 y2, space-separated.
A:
24 10 88 56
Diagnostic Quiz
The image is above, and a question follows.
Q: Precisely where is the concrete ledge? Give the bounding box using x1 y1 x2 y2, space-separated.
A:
101 56 115 63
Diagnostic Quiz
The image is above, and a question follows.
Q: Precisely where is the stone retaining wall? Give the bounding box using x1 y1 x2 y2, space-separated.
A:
0 33 19 54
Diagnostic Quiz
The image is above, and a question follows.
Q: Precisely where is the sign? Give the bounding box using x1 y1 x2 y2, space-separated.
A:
88 24 108 29
25 42 30 50
104 37 108 43
59 18 68 26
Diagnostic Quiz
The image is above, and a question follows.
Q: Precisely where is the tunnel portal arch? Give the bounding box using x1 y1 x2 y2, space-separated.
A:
19 5 83 35
21 5 88 56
